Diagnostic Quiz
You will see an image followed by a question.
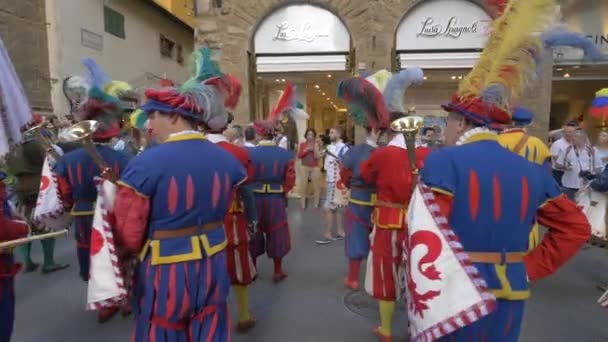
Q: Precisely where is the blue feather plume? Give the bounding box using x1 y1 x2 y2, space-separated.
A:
481 84 509 108
383 67 424 113
82 58 110 89
543 26 605 61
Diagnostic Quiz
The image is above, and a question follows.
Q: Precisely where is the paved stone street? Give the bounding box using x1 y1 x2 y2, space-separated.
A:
12 202 608 341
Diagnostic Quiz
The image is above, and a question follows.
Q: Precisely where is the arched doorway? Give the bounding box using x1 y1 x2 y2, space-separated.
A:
393 0 492 119
249 3 355 144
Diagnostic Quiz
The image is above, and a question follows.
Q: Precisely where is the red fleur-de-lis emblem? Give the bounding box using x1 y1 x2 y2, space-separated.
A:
90 228 104 256
40 176 50 191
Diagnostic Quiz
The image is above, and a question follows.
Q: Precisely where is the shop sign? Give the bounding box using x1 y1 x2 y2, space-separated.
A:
417 17 491 39
254 4 349 54
273 21 329 43
396 0 491 51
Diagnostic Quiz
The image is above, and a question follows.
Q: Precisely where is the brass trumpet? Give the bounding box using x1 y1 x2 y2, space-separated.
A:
391 115 424 175
23 122 60 160
59 120 117 182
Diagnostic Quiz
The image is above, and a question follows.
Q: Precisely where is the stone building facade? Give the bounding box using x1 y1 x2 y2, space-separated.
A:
194 0 553 139
0 0 53 113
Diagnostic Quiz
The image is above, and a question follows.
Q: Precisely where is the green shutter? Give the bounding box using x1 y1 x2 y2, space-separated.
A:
104 6 125 39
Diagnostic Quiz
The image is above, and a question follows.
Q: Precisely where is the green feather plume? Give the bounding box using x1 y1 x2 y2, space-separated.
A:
179 48 223 94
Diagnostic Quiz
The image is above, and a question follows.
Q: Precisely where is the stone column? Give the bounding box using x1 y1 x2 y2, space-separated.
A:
524 49 553 141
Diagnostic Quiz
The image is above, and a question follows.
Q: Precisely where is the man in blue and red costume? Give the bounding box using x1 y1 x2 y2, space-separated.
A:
202 66 258 333
337 70 394 290
113 48 247 342
54 59 133 323
250 83 297 283
417 1 591 340
339 68 428 341
0 171 29 342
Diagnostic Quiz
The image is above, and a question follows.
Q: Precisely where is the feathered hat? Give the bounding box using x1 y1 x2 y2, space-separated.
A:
337 68 424 129
442 0 560 129
141 48 242 132
589 88 608 130
337 70 391 128
74 58 129 141
512 107 534 127
253 82 308 137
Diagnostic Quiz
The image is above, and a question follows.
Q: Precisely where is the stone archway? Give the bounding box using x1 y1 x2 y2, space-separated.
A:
194 0 418 122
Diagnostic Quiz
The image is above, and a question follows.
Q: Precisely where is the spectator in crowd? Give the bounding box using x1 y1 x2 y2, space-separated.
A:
244 126 257 147
555 129 601 199
297 128 322 209
594 130 608 170
550 120 579 186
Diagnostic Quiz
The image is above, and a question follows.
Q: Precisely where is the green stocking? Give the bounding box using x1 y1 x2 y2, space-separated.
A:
41 238 57 267
17 243 34 267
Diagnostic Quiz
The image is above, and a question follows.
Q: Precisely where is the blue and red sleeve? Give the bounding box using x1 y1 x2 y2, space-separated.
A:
114 162 153 253
114 184 150 253
360 150 379 185
524 194 591 281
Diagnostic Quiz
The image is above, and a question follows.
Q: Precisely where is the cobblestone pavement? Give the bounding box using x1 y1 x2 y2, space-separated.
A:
12 203 608 342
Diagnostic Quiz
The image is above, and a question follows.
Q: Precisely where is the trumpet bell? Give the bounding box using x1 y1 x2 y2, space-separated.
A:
59 120 100 143
391 116 424 133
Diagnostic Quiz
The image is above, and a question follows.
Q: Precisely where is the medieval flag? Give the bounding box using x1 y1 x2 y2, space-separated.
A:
33 152 72 231
86 177 127 310
403 183 496 341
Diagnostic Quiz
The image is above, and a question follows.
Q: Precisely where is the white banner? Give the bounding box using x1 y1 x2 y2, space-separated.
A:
403 183 496 341
86 178 127 310
32 154 72 232
575 187 608 240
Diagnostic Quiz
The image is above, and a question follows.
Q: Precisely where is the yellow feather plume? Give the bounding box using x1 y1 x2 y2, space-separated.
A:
458 1 515 98
459 0 559 106
105 80 133 98
365 70 393 93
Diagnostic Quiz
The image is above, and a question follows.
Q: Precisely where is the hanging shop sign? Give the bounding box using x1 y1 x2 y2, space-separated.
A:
254 4 350 54
396 0 492 51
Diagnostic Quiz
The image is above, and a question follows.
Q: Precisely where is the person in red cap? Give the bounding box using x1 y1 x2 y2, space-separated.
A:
113 48 247 341
415 1 591 339
53 58 133 323
249 82 297 282
198 59 258 333
339 68 428 341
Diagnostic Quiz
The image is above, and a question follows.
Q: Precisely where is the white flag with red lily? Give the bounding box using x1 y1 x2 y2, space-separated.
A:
86 177 127 310
32 155 72 231
403 183 496 341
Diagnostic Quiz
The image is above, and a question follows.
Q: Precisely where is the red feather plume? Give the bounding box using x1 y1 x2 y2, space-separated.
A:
205 74 242 110
337 77 390 128
269 82 294 121
486 0 508 18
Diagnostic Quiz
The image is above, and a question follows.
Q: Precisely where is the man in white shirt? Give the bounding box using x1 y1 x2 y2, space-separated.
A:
316 127 349 244
550 121 578 186
555 129 601 199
